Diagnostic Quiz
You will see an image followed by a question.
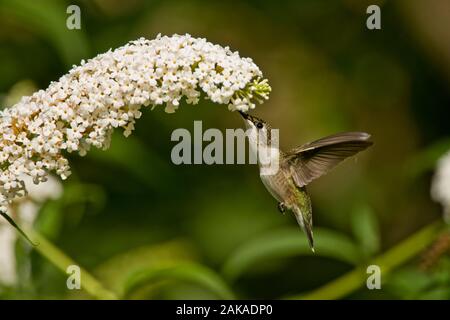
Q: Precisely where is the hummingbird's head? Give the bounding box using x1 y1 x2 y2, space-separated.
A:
238 111 272 148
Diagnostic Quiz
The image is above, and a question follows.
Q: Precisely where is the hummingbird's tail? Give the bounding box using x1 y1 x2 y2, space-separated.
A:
293 205 315 252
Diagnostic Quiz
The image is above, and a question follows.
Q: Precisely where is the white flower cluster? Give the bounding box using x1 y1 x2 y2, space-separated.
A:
0 34 271 212
431 151 450 222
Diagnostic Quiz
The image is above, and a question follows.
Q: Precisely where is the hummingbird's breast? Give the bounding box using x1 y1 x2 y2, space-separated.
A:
259 168 297 204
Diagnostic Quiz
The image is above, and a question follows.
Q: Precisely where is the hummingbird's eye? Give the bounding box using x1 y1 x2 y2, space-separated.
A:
256 122 263 129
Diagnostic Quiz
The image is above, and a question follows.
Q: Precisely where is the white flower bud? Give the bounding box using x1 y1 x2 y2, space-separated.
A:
431 151 450 222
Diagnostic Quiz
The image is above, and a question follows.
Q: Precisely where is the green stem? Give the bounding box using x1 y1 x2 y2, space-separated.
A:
28 230 118 300
288 221 444 300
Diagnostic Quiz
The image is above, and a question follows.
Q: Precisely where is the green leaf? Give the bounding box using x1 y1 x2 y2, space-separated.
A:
123 262 235 300
351 204 380 258
289 222 443 300
93 241 197 297
93 240 235 299
221 227 363 281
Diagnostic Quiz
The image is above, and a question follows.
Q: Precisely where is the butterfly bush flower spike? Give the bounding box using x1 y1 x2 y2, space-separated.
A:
0 34 271 212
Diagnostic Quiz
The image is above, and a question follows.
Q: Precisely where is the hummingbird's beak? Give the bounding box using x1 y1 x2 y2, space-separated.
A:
238 111 249 120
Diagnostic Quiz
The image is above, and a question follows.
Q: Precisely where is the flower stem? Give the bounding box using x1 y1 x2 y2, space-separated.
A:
27 229 118 300
288 220 444 300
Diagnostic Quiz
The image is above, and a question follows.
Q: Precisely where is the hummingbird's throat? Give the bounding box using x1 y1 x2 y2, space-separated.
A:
247 128 280 176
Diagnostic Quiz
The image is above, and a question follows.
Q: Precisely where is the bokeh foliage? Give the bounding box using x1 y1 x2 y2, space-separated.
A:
0 0 449 299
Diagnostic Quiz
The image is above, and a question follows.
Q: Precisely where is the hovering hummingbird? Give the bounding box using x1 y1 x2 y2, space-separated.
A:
238 111 373 252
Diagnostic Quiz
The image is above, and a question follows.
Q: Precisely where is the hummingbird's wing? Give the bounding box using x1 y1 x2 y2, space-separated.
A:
284 132 373 188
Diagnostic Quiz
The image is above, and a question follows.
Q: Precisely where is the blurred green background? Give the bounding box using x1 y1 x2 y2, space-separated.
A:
0 0 450 300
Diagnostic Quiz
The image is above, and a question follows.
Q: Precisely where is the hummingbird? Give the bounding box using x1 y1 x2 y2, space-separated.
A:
238 111 373 252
